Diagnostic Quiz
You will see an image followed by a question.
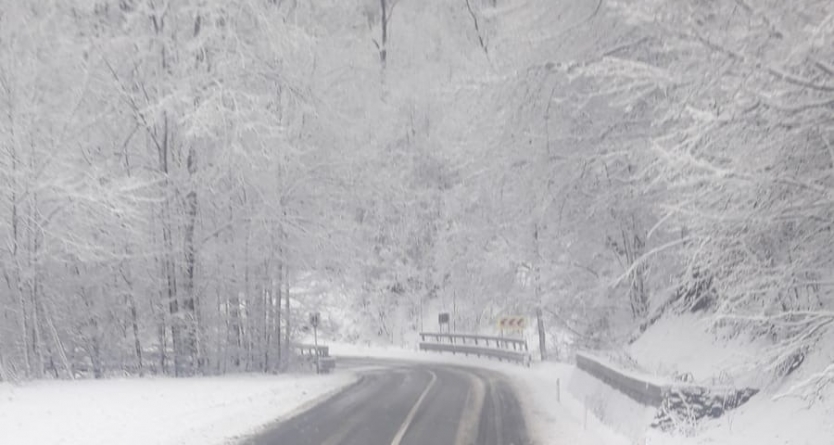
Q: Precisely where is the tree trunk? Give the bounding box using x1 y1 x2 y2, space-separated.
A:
0 351 7 382
29 194 44 379
9 147 30 378
283 260 291 369
157 114 181 377
275 260 283 372
128 292 143 375
242 224 253 372
158 304 167 374
183 146 199 375
379 0 388 68
43 300 72 379
229 289 242 368
263 282 271 372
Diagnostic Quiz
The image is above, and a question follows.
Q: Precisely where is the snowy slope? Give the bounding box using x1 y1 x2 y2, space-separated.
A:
623 314 834 444
0 373 356 445
644 388 834 445
629 314 762 385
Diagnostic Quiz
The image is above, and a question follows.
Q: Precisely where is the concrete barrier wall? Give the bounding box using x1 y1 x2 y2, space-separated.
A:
576 351 759 431
575 352 665 406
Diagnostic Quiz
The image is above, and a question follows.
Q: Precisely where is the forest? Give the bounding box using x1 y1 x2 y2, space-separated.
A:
0 0 832 402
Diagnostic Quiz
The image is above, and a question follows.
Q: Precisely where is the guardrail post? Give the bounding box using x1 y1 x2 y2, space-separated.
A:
584 396 588 430
556 378 560 403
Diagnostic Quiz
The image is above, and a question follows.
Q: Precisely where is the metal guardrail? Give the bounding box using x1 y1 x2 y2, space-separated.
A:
419 332 531 366
295 344 330 357
294 344 335 374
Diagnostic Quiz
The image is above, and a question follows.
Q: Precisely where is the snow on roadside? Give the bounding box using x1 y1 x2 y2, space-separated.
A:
628 313 834 445
628 314 759 384
642 383 834 445
331 342 632 445
508 362 634 445
0 373 357 445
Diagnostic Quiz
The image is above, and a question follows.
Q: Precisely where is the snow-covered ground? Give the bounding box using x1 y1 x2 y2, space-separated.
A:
643 390 834 445
0 373 357 445
629 314 762 385
629 314 834 445
5 335 826 445
513 362 636 445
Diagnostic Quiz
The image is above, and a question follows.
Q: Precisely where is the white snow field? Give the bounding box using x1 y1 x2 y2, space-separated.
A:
630 314 834 445
0 373 357 445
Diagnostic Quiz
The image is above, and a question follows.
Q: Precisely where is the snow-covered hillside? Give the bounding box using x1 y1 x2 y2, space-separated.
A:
579 313 834 445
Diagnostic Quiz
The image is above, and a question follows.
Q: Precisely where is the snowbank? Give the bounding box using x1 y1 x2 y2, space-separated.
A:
565 365 656 443
644 385 834 445
0 373 357 445
513 362 635 445
628 313 834 444
629 314 758 384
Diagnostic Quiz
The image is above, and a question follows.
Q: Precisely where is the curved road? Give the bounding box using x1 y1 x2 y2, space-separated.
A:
245 357 530 445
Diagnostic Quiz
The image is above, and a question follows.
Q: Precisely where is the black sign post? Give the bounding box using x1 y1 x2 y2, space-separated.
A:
310 312 321 373
536 307 547 361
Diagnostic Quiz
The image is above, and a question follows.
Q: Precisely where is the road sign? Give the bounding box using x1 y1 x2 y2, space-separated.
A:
497 316 527 330
438 313 450 325
310 312 321 374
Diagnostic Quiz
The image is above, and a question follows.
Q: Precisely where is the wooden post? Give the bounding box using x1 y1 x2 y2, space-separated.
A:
313 324 320 374
536 307 547 361
557 378 561 403
584 396 588 430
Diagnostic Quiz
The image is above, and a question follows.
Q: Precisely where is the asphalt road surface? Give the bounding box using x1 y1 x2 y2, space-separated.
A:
245 357 531 445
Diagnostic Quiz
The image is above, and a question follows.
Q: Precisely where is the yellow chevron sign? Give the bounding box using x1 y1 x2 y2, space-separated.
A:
497 316 527 330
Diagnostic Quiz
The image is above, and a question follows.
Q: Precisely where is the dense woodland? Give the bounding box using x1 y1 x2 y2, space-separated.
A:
0 0 832 397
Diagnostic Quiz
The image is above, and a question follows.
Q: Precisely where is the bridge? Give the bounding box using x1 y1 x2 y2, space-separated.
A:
418 332 531 366
294 343 336 373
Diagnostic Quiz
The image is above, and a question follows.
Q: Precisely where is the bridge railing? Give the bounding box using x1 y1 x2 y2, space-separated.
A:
293 344 336 374
418 332 530 366
294 344 330 357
